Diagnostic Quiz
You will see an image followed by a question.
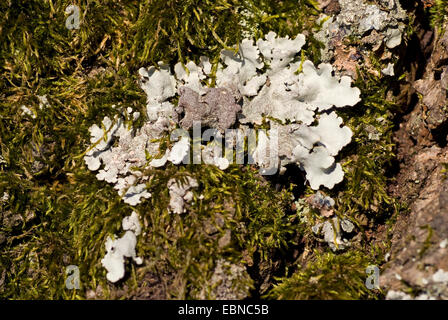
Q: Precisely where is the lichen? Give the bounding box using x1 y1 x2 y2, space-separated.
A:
175 86 242 133
312 217 355 251
314 0 406 78
167 176 198 214
85 31 361 202
101 212 143 283
386 269 448 300
0 0 404 301
196 259 252 300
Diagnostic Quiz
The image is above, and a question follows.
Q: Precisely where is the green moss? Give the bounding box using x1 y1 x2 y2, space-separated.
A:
333 71 401 225
441 162 448 180
265 250 381 300
429 0 448 30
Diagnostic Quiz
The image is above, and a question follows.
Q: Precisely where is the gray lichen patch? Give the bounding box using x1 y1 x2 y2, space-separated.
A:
386 269 448 300
176 86 242 133
197 259 252 300
314 0 406 78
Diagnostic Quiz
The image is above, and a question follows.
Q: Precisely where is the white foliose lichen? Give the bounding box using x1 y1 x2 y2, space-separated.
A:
101 211 143 283
21 105 36 119
382 63 395 76
85 31 361 208
385 290 413 300
168 176 199 214
20 95 50 119
312 216 355 251
1 192 9 202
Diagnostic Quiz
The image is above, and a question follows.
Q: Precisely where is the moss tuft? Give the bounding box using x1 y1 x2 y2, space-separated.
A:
265 250 382 300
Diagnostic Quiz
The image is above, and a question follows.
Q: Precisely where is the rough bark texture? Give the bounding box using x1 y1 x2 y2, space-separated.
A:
379 8 448 297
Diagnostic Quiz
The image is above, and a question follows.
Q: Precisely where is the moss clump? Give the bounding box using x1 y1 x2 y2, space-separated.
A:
335 72 398 222
61 162 302 299
124 165 299 298
265 251 381 300
428 0 448 29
